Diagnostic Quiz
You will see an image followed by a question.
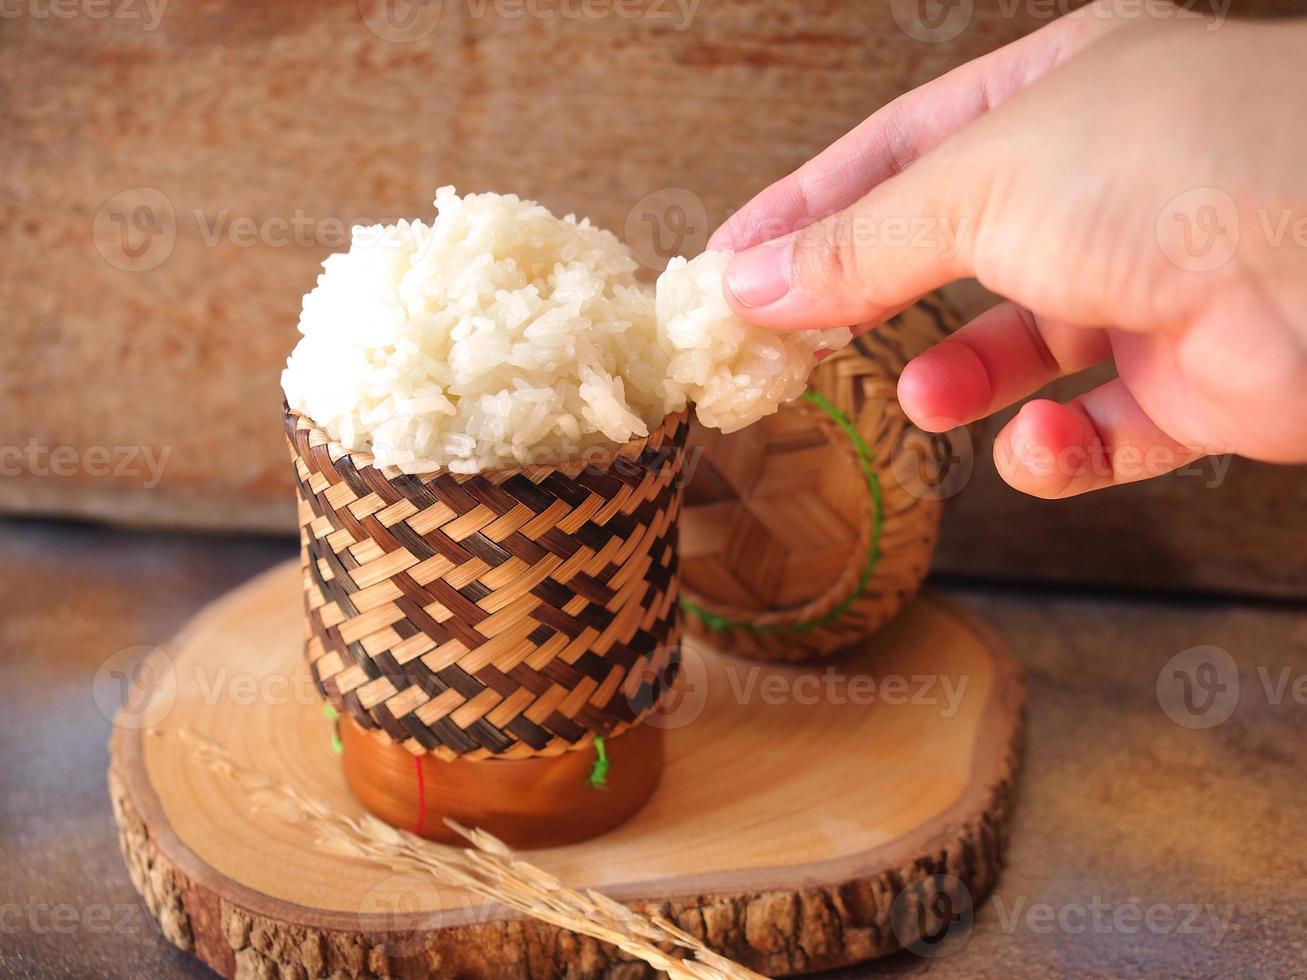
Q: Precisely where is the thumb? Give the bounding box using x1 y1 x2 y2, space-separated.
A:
720 145 987 331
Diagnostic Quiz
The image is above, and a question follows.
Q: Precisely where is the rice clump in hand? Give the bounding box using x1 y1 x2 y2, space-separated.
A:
655 250 850 433
282 188 850 473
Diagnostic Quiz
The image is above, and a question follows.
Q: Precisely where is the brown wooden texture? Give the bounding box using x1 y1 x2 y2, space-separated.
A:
4 0 1306 592
10 522 1307 978
108 559 1024 978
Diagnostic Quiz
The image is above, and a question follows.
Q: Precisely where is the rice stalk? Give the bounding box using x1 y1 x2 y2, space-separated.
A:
176 727 767 980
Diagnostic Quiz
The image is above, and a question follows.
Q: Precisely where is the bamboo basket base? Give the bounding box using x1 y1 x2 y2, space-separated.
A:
340 717 663 849
108 560 1024 979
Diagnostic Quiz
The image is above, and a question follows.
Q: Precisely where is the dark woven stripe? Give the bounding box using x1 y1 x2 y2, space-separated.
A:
289 406 689 758
432 473 479 513
504 713 552 751
459 580 492 604
460 532 513 567
388 520 438 561
501 473 557 513
500 531 549 564
535 527 582 559
459 477 523 516
464 718 516 754
373 702 413 744
542 711 587 743
540 471 592 508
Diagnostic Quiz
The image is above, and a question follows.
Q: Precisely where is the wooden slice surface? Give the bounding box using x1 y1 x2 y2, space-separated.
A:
109 560 1023 978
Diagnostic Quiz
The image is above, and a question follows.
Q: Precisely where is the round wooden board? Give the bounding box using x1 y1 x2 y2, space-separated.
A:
109 560 1023 979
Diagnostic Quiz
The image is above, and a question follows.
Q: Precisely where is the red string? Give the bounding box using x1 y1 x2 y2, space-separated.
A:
413 755 427 836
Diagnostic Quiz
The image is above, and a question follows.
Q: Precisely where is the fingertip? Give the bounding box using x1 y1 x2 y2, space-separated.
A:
993 400 1085 499
897 342 992 432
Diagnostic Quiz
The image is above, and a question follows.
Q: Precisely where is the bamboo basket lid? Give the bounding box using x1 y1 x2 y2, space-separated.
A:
679 297 968 661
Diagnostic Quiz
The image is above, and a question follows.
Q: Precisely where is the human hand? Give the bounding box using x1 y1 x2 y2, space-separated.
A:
710 0 1307 497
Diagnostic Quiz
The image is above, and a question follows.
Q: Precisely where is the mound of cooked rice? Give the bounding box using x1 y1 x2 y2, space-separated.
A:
282 188 849 473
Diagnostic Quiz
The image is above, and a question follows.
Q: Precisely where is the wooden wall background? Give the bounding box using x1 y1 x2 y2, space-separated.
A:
2 0 1304 597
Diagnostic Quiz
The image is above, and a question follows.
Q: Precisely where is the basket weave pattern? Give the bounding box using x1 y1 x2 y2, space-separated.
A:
680 300 963 662
286 408 689 761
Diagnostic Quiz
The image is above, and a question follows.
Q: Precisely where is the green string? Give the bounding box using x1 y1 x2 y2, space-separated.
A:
678 389 884 635
588 735 610 789
323 704 343 755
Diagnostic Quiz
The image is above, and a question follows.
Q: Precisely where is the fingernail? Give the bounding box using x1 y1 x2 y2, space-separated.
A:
725 238 793 308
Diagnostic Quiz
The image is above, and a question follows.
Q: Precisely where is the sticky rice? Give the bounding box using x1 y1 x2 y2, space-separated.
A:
282 188 849 472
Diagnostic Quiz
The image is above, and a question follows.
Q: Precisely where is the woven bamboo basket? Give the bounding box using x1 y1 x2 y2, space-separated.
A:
679 298 968 662
286 405 689 845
